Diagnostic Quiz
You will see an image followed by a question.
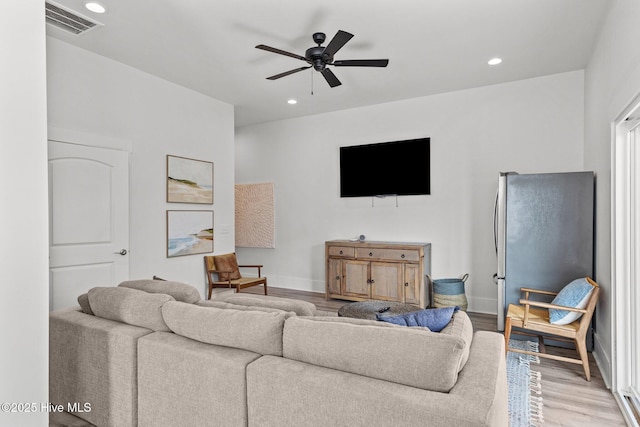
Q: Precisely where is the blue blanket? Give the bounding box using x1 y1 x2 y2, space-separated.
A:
376 306 460 332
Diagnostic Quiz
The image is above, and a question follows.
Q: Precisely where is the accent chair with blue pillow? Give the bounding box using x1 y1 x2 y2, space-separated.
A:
504 277 599 381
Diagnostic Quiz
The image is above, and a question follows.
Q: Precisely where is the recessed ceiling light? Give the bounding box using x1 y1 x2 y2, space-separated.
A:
488 58 502 66
85 2 106 13
287 99 297 105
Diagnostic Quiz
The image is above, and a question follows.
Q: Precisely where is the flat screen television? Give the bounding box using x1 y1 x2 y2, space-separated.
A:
340 137 430 197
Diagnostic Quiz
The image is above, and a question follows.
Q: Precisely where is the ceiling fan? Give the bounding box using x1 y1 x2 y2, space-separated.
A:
255 30 389 88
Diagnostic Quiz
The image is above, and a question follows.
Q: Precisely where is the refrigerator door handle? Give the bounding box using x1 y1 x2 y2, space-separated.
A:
493 188 499 253
496 173 508 279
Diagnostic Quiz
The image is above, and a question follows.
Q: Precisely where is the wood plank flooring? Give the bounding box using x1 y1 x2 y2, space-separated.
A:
244 286 627 426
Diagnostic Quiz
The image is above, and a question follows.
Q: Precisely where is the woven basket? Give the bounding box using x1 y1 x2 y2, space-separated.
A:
432 274 468 311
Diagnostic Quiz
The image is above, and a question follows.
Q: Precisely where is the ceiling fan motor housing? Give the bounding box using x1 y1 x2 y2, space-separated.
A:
306 46 331 70
307 32 335 70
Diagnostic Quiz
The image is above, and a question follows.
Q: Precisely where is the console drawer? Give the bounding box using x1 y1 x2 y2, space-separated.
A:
328 246 355 257
357 248 420 262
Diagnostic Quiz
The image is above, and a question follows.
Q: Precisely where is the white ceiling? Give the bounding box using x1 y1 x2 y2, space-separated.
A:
46 0 610 127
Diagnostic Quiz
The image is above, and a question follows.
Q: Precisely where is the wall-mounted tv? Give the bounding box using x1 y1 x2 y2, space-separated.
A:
340 137 430 197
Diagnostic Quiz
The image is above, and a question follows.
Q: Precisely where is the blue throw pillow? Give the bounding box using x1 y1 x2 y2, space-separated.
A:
549 278 595 325
376 306 459 332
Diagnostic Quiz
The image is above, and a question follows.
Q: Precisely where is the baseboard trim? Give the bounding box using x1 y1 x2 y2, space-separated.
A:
249 275 325 294
467 296 497 315
593 331 612 389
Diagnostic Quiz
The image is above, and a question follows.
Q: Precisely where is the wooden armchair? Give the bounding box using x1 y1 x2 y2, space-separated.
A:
204 253 268 299
504 277 599 381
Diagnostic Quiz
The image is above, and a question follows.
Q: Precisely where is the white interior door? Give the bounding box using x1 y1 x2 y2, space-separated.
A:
48 141 129 310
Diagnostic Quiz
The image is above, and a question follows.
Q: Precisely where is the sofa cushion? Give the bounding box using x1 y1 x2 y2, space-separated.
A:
118 279 201 304
196 299 296 318
162 301 286 356
282 316 467 392
223 294 316 316
297 315 403 328
87 286 173 332
77 293 94 315
314 309 339 317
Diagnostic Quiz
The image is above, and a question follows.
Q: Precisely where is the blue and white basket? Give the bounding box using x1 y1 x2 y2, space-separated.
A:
432 273 469 311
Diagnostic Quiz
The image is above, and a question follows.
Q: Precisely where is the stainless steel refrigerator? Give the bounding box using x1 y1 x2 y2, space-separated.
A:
494 171 594 333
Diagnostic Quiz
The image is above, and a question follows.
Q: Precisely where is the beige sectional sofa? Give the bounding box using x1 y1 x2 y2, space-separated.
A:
49 280 508 427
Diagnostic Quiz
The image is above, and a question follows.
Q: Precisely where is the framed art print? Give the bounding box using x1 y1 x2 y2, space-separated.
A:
167 210 213 257
167 155 213 204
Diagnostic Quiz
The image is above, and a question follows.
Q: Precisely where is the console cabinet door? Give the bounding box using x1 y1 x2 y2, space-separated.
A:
403 263 422 305
343 260 370 298
327 258 342 296
370 262 403 301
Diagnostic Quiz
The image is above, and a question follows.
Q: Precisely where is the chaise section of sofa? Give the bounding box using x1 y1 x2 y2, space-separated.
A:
246 314 507 427
247 331 507 427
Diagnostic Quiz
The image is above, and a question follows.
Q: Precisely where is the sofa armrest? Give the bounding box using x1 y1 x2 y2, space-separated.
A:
49 308 152 427
448 331 508 426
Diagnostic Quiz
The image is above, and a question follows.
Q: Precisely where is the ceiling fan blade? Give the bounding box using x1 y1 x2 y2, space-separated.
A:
322 30 354 58
332 59 389 67
256 44 309 62
266 66 312 80
321 68 342 88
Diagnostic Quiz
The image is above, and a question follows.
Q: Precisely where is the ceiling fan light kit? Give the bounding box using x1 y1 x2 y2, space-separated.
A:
256 30 389 88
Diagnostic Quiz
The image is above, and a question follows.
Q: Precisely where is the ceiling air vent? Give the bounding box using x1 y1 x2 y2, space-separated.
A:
45 1 102 35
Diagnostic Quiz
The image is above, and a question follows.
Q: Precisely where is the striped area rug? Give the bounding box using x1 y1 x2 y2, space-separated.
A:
507 340 544 426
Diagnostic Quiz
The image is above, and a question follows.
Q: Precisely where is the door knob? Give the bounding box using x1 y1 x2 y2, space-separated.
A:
115 249 128 256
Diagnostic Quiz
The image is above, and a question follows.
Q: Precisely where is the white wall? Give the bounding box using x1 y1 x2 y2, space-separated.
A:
236 71 585 313
47 38 235 297
0 3 49 426
584 0 640 385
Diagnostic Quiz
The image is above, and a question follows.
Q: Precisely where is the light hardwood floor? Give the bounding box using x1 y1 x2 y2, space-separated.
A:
244 286 627 427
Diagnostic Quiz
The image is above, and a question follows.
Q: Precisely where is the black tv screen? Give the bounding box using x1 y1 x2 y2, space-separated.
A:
340 137 430 197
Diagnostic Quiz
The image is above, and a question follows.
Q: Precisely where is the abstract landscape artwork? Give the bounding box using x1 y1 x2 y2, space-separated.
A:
167 155 213 204
167 210 213 257
235 182 275 248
